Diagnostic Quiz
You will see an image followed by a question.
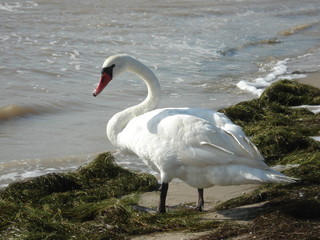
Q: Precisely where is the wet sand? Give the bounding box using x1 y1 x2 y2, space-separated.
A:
296 72 320 89
138 181 257 212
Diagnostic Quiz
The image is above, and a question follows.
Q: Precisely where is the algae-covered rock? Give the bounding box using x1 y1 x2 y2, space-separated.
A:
260 79 320 106
250 126 316 161
76 152 130 185
1 173 82 203
220 99 265 125
0 152 161 239
1 152 158 204
214 80 320 239
0 153 212 239
221 80 320 162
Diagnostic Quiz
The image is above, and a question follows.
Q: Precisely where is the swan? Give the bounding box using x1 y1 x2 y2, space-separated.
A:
92 54 296 213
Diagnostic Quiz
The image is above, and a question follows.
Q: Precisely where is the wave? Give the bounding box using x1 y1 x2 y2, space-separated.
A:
0 2 22 12
0 104 59 121
236 57 313 96
0 1 38 13
236 46 320 96
279 21 320 36
237 59 289 96
218 38 282 56
0 151 155 188
280 23 312 36
0 153 96 188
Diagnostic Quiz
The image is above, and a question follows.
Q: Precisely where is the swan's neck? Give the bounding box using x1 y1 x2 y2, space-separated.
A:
107 58 161 146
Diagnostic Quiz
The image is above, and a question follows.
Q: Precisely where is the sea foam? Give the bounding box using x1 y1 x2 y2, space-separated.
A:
237 59 289 96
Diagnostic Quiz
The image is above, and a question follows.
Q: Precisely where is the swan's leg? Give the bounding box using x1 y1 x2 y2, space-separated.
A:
196 188 204 211
157 182 169 213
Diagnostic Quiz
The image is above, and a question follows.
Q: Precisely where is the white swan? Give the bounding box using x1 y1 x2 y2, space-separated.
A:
93 54 296 213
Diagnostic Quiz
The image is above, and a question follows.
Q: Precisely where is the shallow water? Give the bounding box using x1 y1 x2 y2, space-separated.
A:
1 0 320 187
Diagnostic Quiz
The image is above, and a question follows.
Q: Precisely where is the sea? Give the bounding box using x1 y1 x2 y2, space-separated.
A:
1 0 320 187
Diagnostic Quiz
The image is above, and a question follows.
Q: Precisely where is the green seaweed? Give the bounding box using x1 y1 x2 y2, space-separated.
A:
0 153 215 239
201 211 320 240
207 80 320 239
260 79 320 106
221 80 320 163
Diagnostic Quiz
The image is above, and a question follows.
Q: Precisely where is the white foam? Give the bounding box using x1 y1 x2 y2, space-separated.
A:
0 3 22 12
310 136 320 142
237 48 320 97
278 74 307 80
237 59 289 96
0 172 18 181
21 170 43 179
237 80 265 96
0 1 38 12
291 105 320 114
0 153 95 188
171 77 185 84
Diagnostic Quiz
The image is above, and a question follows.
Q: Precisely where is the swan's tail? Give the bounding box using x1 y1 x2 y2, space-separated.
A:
262 168 298 184
207 165 298 186
263 171 298 184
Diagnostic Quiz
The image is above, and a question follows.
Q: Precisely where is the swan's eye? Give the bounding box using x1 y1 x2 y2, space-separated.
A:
101 64 115 78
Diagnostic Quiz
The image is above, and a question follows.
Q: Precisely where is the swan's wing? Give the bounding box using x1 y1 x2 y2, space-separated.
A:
205 111 264 162
221 127 264 161
119 108 265 169
155 114 266 169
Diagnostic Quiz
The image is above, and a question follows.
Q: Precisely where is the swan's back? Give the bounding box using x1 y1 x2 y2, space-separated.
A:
117 107 267 181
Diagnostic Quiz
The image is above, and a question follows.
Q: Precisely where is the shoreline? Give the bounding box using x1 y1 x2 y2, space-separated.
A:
0 72 318 189
1 78 319 239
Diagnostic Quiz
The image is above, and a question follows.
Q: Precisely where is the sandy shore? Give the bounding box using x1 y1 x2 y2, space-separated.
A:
138 180 257 212
296 71 320 89
135 181 258 240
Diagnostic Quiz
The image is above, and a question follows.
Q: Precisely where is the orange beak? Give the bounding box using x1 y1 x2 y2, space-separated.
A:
93 73 112 97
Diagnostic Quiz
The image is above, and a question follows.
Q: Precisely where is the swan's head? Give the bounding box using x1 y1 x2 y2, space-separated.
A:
93 54 129 97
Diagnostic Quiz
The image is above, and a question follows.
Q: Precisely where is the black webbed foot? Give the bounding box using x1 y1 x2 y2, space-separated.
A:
196 188 204 211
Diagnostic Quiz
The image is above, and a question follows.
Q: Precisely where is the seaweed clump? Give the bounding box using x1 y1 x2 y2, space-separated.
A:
222 80 320 162
0 153 215 240
210 80 320 239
